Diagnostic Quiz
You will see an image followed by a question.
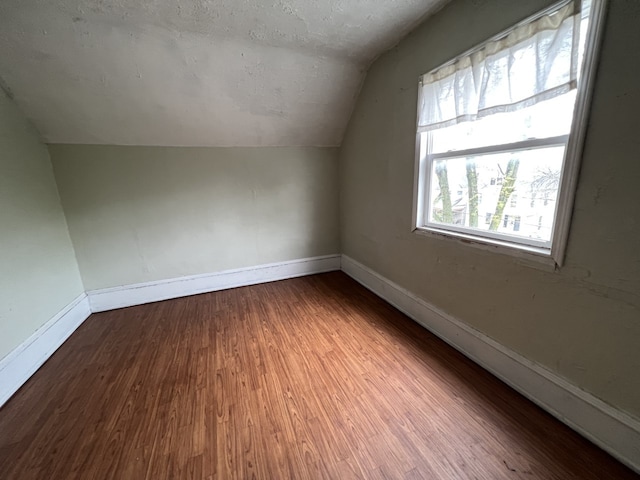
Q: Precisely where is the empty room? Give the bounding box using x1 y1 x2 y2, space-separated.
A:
1 0 638 478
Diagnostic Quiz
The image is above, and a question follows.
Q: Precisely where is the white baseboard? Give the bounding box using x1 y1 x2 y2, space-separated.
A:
0 293 91 408
341 255 640 473
0 256 339 408
88 254 342 313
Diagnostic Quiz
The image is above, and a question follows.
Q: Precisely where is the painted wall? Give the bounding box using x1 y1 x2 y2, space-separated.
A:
0 91 84 361
50 145 340 291
339 0 640 418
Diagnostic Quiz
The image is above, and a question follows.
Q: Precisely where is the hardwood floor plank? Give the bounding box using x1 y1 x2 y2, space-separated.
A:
0 272 636 479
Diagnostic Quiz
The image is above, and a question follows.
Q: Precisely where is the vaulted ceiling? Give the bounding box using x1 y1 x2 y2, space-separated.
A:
0 0 449 146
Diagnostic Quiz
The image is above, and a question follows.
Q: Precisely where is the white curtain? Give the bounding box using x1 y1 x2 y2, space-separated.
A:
417 2 580 132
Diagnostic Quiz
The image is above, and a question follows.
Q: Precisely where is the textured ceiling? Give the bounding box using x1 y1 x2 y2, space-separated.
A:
0 0 449 146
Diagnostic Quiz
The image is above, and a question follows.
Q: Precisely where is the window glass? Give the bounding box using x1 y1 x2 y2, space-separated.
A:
427 146 564 244
428 92 576 155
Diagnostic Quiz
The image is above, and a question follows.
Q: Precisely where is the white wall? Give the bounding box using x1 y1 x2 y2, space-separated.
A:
0 90 84 361
49 145 340 290
339 0 640 419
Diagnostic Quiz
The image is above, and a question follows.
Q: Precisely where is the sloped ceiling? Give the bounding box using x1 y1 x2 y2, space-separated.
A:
0 0 449 146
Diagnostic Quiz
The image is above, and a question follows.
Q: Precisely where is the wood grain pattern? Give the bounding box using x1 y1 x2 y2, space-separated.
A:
0 272 636 479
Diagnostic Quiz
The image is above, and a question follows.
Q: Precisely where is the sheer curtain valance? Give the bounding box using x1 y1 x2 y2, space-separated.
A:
417 2 580 133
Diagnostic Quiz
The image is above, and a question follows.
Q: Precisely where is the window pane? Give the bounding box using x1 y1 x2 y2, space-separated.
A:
427 146 564 243
428 91 577 154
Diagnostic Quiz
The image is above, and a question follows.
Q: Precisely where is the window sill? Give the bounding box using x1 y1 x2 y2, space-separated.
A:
412 226 558 272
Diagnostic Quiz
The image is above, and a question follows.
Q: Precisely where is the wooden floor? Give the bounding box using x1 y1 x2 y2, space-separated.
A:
0 273 636 479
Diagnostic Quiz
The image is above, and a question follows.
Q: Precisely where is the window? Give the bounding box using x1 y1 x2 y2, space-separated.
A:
412 0 606 265
514 216 521 232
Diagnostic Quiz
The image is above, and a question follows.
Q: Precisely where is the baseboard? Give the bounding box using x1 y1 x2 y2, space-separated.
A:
88 254 342 313
0 256 339 407
0 294 91 408
341 255 640 473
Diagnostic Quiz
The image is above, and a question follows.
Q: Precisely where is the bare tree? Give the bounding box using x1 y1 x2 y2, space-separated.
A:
434 161 453 223
466 158 479 227
531 167 561 192
489 158 519 231
435 157 522 230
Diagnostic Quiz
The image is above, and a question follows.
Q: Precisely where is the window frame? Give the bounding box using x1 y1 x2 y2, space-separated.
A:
411 0 608 268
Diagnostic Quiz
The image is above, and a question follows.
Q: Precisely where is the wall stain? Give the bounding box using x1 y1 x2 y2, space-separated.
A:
0 75 15 99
